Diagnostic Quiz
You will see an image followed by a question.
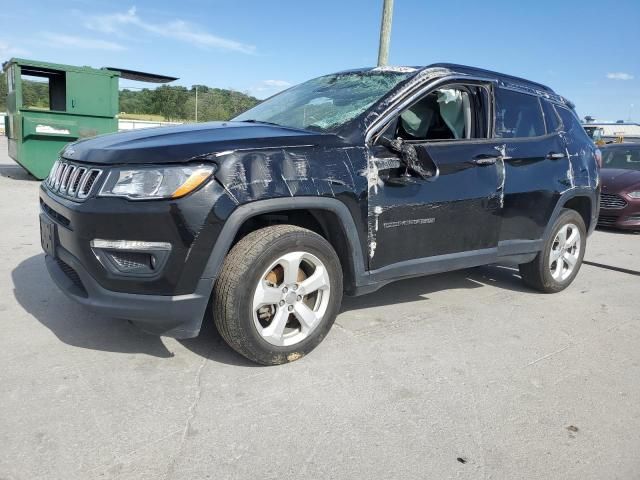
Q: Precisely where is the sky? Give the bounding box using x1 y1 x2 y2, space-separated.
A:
1 0 638 121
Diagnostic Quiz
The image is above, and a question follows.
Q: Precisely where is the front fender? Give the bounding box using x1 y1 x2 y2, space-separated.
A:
199 197 368 286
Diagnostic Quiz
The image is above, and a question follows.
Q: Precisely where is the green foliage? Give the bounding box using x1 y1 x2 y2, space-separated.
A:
0 72 7 111
0 70 259 121
120 85 260 122
21 77 50 109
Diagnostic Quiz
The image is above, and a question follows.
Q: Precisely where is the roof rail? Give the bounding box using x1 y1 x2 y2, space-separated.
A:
427 63 554 93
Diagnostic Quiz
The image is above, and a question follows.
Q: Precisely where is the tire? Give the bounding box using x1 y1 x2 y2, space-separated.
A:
519 209 586 293
213 224 343 365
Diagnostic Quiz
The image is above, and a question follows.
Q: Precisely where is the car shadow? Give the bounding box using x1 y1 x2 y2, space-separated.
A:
11 253 256 366
0 164 36 181
341 264 531 312
12 254 532 364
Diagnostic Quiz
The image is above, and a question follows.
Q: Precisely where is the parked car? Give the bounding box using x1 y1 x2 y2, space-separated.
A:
598 143 640 230
39 64 600 365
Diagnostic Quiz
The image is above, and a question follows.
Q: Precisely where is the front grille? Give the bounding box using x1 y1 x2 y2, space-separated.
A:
45 160 102 201
598 214 619 227
55 258 87 297
600 193 627 209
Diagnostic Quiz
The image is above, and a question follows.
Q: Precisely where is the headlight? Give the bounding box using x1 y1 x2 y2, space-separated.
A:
99 165 215 200
627 191 640 199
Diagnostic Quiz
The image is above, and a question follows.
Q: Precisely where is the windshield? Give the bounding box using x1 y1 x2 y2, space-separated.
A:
233 69 416 132
602 146 640 170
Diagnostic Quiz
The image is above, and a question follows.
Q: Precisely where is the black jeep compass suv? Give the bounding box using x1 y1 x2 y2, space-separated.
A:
40 64 600 365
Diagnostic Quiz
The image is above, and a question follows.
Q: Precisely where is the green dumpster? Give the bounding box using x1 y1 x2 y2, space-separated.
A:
3 58 176 179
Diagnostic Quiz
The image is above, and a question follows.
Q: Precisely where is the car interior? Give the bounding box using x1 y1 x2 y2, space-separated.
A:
494 89 546 138
379 84 489 143
397 88 471 141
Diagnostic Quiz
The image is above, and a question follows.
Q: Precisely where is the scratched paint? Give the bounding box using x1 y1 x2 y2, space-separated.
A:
40 63 598 304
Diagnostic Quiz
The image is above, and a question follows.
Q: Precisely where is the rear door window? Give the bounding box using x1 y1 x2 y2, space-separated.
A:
494 88 545 138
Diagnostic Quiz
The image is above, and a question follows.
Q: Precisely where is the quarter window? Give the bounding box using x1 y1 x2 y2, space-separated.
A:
494 89 545 138
555 105 584 136
541 99 561 133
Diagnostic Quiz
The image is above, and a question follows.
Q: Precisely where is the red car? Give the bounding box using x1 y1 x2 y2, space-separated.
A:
598 143 640 231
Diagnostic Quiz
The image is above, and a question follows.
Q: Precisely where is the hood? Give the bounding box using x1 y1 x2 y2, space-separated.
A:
61 121 336 165
600 168 640 193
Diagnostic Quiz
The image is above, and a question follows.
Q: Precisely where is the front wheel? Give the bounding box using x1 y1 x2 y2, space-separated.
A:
213 224 343 365
519 209 587 293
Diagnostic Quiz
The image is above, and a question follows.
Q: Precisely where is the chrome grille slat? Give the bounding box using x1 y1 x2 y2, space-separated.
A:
47 160 60 186
54 163 67 190
68 167 86 195
600 193 627 210
60 165 76 193
44 160 103 201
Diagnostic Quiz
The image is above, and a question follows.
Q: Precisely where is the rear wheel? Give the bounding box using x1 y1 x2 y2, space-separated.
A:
213 224 343 365
519 209 586 293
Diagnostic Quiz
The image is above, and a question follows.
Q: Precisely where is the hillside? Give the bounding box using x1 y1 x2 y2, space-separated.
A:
0 71 260 121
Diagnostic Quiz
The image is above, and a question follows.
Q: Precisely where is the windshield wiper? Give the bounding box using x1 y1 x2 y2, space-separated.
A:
236 119 283 127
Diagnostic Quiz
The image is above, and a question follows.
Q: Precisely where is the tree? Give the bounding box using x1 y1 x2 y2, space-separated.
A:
1 69 260 120
0 72 7 112
151 85 189 121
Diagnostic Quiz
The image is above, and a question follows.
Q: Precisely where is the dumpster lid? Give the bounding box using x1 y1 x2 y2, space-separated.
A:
104 67 178 83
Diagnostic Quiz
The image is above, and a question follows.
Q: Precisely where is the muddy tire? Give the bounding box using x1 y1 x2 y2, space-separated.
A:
213 225 343 365
519 209 586 293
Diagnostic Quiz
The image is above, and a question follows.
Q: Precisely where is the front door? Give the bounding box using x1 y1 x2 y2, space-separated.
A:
368 140 505 270
366 81 504 270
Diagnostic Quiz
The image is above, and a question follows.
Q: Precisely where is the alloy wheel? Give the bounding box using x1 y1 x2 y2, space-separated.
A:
549 223 581 282
252 251 331 346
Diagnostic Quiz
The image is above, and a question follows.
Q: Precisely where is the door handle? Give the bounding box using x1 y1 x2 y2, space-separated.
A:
472 154 499 166
546 152 566 160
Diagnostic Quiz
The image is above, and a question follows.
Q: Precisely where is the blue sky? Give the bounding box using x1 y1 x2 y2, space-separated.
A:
1 0 638 121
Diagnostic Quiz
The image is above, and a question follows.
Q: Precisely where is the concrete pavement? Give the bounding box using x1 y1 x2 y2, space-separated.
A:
1 137 639 479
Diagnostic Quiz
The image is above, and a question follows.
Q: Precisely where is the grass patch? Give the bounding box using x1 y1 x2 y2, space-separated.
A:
119 113 167 122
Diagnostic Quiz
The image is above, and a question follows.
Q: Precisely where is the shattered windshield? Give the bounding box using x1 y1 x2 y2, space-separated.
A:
233 69 416 133
602 146 640 170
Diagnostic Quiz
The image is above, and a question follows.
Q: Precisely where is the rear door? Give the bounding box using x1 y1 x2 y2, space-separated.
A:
494 88 570 243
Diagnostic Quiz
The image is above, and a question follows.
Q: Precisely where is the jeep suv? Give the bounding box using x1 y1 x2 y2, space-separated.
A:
39 64 600 365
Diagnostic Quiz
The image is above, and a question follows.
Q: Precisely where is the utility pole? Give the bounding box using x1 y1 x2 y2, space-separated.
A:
377 0 395 66
195 85 198 122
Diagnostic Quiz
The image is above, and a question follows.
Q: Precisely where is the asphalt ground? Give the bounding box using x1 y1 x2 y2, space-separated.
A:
1 136 639 479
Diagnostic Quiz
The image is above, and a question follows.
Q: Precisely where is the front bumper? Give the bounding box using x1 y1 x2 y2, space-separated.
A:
598 198 640 231
39 176 237 338
45 249 213 338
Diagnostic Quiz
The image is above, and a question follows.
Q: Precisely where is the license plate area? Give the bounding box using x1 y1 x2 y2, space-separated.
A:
40 214 58 257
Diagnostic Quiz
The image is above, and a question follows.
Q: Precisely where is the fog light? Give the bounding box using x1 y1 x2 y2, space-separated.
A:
90 239 171 251
90 239 171 276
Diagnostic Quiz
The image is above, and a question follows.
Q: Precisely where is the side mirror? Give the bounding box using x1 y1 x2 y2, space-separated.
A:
400 142 438 180
379 137 439 181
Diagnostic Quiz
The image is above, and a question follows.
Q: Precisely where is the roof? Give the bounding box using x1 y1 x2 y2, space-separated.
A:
428 63 555 93
333 63 559 98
